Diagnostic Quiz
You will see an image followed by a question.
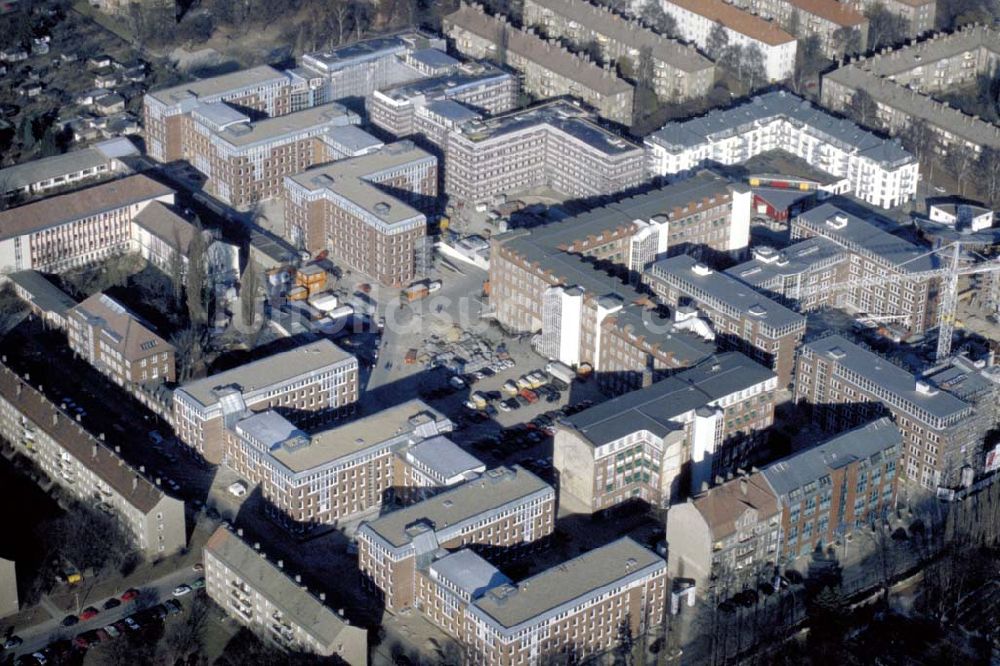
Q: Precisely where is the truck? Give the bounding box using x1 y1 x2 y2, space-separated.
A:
545 361 576 386
326 305 354 320
308 293 339 312
402 282 430 302
471 391 488 408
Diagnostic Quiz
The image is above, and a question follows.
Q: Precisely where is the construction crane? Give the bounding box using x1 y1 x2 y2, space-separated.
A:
794 241 1000 362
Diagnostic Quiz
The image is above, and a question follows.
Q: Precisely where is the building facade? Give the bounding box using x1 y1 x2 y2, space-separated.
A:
357 466 555 612
645 91 920 209
172 339 359 464
844 0 935 36
644 254 807 386
555 352 778 513
443 2 635 124
522 0 715 101
0 364 186 558
223 401 484 530
659 0 798 81
203 526 367 664
282 141 438 287
730 0 868 59
0 137 139 203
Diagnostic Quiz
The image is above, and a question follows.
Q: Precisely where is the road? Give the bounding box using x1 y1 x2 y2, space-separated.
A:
7 566 202 660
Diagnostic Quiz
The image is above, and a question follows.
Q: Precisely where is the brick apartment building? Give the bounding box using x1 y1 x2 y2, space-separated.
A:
521 0 715 101
443 101 645 207
822 25 1000 154
645 91 919 210
659 0 797 81
443 2 635 124
795 335 980 491
790 203 940 333
450 538 666 665
223 400 484 530
729 0 868 59
357 466 555 612
67 292 176 389
0 364 186 558
172 339 359 464
282 141 438 287
0 174 174 274
368 60 519 145
762 418 901 562
665 471 781 594
204 527 367 664
644 255 807 387
180 101 361 208
554 352 778 513
489 171 751 388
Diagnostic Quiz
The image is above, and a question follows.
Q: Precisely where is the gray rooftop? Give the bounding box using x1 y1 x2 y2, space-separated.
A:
204 527 356 648
148 65 290 107
726 237 847 289
361 466 551 549
428 549 510 599
922 356 1000 404
321 125 384 155
761 418 902 497
648 91 914 168
302 32 438 71
406 435 485 482
795 203 938 272
425 98 482 123
646 254 807 332
0 138 138 194
472 537 664 632
212 102 356 149
378 61 512 104
457 101 639 155
7 270 77 315
804 335 971 423
407 47 461 70
565 352 775 446
177 339 355 409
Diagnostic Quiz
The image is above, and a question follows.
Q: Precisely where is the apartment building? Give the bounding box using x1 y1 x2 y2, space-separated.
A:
665 472 781 593
762 418 902 562
357 466 555 612
725 238 849 312
368 60 519 145
172 339 359 464
555 352 778 513
444 101 645 207
223 400 484 530
7 270 78 329
521 0 715 101
0 137 139 203
844 0 935 36
490 169 751 341
67 293 175 388
822 25 1000 154
659 0 798 81
183 102 363 208
203 527 367 664
461 538 666 665
645 91 919 209
298 31 449 106
143 66 294 163
644 254 807 386
730 0 868 59
443 3 635 124
130 201 241 286
0 364 186 558
0 174 174 274
790 203 940 333
795 335 979 491
282 141 438 287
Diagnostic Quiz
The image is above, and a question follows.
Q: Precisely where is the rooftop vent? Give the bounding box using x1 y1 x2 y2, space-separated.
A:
825 214 849 230
692 263 713 276
374 202 391 215
827 347 847 359
752 246 779 263
747 304 767 317
915 380 939 396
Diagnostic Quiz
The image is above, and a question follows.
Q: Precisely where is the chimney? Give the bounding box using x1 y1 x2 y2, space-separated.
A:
75 414 81 422
319 592 326 602
99 433 105 441
132 476 138 490
254 542 260 550
278 560 284 569
237 528 244 537
740 476 748 495
92 444 98 458
52 413 58 426
295 574 302 584
115 445 121 453
139 465 145 473
16 383 21 397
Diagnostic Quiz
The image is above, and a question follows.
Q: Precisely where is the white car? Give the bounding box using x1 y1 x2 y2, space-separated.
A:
172 584 192 597
449 376 466 389
498 401 512 413
463 400 479 411
227 481 248 498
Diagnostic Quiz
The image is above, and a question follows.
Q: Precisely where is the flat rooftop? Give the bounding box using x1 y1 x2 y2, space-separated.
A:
362 466 551 549
796 203 938 272
648 91 914 167
378 61 512 103
726 236 847 288
646 254 807 332
804 335 971 422
406 435 485 481
472 538 664 631
213 102 356 148
565 351 775 446
177 339 355 409
428 549 510 600
302 32 427 71
457 101 640 155
148 65 289 107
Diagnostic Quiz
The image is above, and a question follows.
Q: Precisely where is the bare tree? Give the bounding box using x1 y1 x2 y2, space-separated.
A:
975 147 1000 206
240 260 261 329
158 594 212 662
945 144 976 196
186 219 210 327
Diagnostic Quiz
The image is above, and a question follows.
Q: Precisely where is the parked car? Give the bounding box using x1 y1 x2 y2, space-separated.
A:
103 597 121 610
192 563 204 572
164 599 182 615
172 584 192 597
80 606 99 620
120 588 139 601
3 636 22 649
103 625 121 639
192 578 205 590
61 615 79 627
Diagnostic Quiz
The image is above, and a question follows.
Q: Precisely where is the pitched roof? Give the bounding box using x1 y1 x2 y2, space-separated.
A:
788 0 866 27
132 201 198 254
0 174 173 240
691 472 779 540
0 364 167 513
70 293 173 362
665 0 796 46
